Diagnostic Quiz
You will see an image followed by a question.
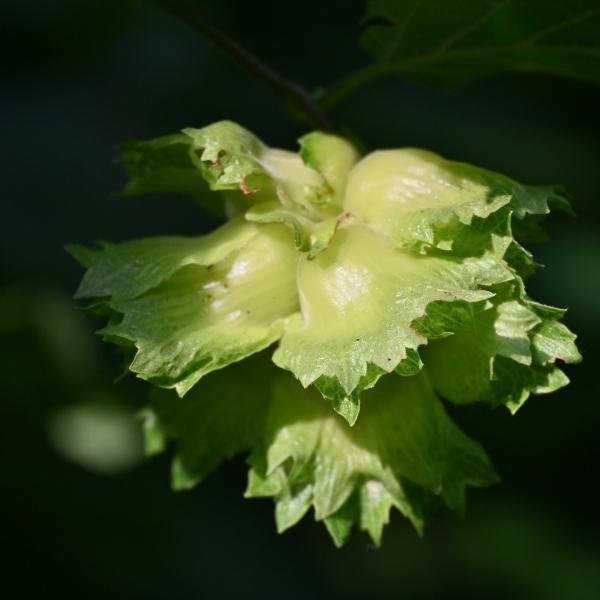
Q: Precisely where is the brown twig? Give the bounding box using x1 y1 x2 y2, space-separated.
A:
152 0 333 132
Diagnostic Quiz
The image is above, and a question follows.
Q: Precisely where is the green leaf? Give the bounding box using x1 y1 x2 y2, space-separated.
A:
247 368 497 545
95 224 299 395
360 0 600 86
118 133 224 217
273 224 510 401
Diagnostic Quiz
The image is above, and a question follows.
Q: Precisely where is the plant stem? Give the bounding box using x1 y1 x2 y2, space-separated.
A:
152 0 333 132
318 63 391 110
319 43 600 109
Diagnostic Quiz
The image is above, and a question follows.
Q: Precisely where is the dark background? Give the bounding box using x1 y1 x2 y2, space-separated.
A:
1 1 599 598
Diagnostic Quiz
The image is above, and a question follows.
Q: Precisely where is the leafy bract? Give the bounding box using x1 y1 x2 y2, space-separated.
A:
314 364 385 427
68 217 257 303
343 148 571 252
107 224 298 395
182 121 356 221
247 368 497 545
145 355 496 546
72 222 300 395
118 133 224 216
298 131 360 211
274 224 510 399
532 318 582 366
360 0 600 86
72 120 581 547
314 349 424 426
119 122 361 226
245 201 340 258
420 295 581 412
147 355 272 489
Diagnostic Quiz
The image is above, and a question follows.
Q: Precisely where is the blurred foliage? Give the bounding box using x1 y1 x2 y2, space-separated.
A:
360 0 600 85
1 0 599 598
